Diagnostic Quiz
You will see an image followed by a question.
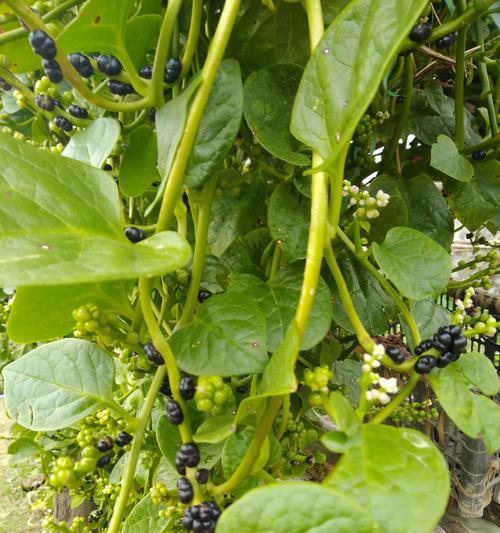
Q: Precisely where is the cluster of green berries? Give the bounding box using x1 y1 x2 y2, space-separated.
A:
302 366 332 406
72 303 116 344
150 481 178 506
390 399 439 425
194 376 234 415
75 409 126 448
49 456 81 490
42 514 90 533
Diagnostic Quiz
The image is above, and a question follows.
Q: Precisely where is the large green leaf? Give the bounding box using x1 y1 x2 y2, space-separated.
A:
243 64 309 165
170 292 268 376
229 263 332 351
430 135 474 182
62 118 121 169
227 1 309 75
429 352 500 453
403 299 451 345
291 0 427 162
122 494 171 533
217 482 378 533
330 254 396 335
324 425 449 533
268 183 309 260
2 339 116 431
119 124 159 197
406 86 481 146
185 60 243 189
208 179 267 257
372 227 451 300
7 281 133 343
0 133 191 285
56 0 135 61
447 160 500 231
146 78 201 215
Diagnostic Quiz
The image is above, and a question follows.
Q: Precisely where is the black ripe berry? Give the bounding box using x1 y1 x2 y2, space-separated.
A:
164 57 182 84
175 455 187 475
96 435 114 452
0 77 12 91
197 290 211 303
125 227 146 243
68 104 88 119
29 30 57 59
177 477 194 504
115 431 133 447
386 346 405 364
414 339 432 356
179 375 196 400
409 23 432 43
68 53 93 77
472 150 486 160
166 399 183 425
97 54 122 76
196 468 209 484
54 115 73 132
42 58 63 83
35 94 55 111
97 454 111 468
103 163 112 171
144 341 164 365
434 31 457 49
177 442 200 468
451 335 467 355
159 374 172 396
139 65 153 79
108 80 133 96
414 355 437 374
436 352 453 368
431 331 452 352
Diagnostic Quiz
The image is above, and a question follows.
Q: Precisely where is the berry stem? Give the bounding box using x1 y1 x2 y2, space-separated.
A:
370 373 420 424
4 0 151 112
474 20 498 137
106 364 167 533
461 133 500 155
454 0 468 150
212 396 282 496
324 242 374 352
155 0 241 233
176 174 218 329
384 54 414 170
179 0 203 80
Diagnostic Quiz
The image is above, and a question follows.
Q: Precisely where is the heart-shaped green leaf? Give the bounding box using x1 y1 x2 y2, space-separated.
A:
431 134 474 182
170 292 268 376
217 482 379 532
2 338 116 431
372 227 451 300
324 425 449 533
0 133 191 285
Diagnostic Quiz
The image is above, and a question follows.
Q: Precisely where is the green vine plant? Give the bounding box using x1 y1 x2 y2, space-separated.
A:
0 0 498 532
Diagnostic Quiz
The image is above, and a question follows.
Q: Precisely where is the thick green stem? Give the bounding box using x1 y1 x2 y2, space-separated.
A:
384 55 413 168
336 228 421 346
461 133 500 154
324 243 374 352
475 20 498 137
454 0 468 150
180 0 203 78
155 0 241 232
107 365 166 533
177 175 218 328
213 396 282 496
151 0 183 107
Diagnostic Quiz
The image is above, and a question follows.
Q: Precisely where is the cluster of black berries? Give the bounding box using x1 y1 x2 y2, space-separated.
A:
144 341 165 365
28 30 63 83
414 325 467 374
166 399 184 424
138 57 182 84
95 431 133 466
183 501 221 533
